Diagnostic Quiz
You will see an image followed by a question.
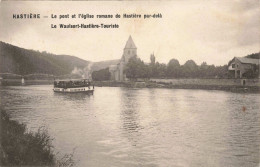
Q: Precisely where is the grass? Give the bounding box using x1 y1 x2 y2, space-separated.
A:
0 109 75 166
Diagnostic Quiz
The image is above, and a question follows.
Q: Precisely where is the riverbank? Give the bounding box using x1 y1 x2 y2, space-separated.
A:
93 78 260 93
1 78 260 93
0 109 74 166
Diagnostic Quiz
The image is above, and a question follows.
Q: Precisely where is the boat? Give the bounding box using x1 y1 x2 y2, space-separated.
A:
53 79 94 94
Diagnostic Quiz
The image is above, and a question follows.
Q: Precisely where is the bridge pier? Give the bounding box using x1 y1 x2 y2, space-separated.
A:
21 77 25 85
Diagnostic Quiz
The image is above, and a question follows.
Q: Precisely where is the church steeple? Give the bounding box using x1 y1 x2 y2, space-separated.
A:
124 35 137 49
122 36 137 64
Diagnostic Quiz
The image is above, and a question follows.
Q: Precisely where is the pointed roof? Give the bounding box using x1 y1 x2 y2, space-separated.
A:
124 36 137 49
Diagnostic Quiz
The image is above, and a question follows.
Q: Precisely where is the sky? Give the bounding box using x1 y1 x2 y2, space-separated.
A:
0 0 259 66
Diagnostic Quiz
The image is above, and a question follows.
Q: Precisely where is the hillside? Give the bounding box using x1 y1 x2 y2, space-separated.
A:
91 59 120 71
245 52 260 59
0 41 90 76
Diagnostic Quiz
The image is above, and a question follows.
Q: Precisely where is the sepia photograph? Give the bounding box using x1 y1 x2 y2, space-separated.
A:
0 0 260 167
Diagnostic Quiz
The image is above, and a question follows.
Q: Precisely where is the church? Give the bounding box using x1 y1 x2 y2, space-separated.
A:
109 36 137 81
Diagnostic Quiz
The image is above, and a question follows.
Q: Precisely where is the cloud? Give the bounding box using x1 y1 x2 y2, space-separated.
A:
230 0 259 13
0 1 259 66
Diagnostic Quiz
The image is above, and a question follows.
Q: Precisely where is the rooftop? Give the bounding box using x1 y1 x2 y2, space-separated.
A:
236 57 259 65
124 36 137 49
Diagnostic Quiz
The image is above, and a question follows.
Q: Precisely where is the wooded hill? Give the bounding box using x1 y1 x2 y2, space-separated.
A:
0 41 90 76
92 59 120 72
0 41 120 78
245 53 260 59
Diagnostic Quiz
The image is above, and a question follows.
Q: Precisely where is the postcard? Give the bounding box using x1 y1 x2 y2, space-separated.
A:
0 1 259 167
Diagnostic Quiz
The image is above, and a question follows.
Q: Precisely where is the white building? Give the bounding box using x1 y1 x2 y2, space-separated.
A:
228 57 260 78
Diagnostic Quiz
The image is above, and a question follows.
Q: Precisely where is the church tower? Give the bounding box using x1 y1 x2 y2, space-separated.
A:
119 36 137 81
122 36 137 63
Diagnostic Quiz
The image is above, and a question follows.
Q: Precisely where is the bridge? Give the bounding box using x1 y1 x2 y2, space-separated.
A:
0 73 81 85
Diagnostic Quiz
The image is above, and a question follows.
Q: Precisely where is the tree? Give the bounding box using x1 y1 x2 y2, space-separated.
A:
92 68 111 81
158 63 167 78
181 60 198 78
125 56 150 80
166 59 180 78
198 62 206 77
150 54 155 65
242 65 259 78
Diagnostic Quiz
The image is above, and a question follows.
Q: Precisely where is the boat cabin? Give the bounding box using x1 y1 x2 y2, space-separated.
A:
53 79 94 94
54 79 91 88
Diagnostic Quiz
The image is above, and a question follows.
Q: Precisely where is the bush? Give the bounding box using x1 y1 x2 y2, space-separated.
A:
0 109 75 166
92 68 111 81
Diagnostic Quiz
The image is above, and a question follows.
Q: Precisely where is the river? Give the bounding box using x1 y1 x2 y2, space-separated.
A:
1 85 260 167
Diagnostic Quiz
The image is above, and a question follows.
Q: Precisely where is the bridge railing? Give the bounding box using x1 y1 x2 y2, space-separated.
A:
0 73 83 80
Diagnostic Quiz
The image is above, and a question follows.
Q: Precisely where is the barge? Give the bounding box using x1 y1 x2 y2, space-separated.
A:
53 79 94 94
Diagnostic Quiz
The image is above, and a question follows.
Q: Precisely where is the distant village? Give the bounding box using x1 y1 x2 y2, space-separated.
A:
0 37 259 87
91 36 260 82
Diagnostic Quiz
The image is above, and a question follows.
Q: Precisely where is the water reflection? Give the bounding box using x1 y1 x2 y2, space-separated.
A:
120 89 142 147
53 92 93 101
225 94 260 166
1 86 260 167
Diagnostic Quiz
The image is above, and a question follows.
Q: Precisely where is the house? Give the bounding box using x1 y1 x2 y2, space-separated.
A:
228 57 259 78
109 36 137 81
